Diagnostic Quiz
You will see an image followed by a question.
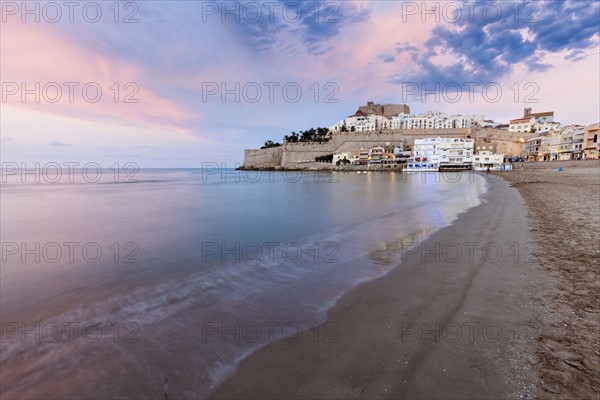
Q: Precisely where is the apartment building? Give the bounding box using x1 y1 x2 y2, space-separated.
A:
583 123 599 159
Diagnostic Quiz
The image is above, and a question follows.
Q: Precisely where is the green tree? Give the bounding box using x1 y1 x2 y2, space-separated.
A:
261 140 281 149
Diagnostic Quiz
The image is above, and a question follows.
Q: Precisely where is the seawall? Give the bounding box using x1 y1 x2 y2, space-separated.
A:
242 128 532 170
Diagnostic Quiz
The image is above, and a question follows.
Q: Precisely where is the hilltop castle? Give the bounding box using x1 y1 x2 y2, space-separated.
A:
353 101 410 117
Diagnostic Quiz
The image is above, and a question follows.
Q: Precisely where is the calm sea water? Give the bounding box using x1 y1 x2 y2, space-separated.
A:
0 169 486 399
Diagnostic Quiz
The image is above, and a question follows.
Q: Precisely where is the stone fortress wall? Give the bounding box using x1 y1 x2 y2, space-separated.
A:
243 127 533 169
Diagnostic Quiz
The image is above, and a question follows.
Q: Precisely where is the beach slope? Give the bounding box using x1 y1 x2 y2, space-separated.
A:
212 177 546 399
502 161 600 399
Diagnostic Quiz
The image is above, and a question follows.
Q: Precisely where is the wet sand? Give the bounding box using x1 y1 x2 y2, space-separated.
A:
212 177 549 399
502 160 600 399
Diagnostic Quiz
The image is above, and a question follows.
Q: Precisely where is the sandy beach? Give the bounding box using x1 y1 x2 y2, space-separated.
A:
212 173 556 399
501 160 600 399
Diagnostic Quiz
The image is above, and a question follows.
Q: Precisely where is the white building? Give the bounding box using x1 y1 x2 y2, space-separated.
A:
329 114 402 133
438 138 474 170
553 124 585 160
412 137 443 161
332 152 353 164
329 119 345 132
538 134 552 161
350 115 377 132
571 126 585 160
509 108 555 133
406 137 473 171
545 133 562 161
399 111 483 130
533 121 561 134
473 152 504 171
509 117 535 133
546 125 583 161
331 110 484 133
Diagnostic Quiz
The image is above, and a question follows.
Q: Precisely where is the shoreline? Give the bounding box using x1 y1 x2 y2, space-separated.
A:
212 175 549 398
237 159 600 173
236 165 403 172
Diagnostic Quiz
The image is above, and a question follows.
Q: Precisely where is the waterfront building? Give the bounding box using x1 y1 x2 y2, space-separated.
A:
473 152 504 171
538 134 552 161
572 127 585 160
369 146 385 161
583 123 599 159
356 148 370 165
555 125 584 160
438 138 474 170
525 136 542 162
546 134 562 161
406 137 473 171
333 143 410 167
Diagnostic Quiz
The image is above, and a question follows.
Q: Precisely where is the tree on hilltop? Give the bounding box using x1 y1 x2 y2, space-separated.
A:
261 140 281 149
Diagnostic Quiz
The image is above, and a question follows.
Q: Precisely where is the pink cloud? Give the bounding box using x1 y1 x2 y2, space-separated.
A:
1 21 195 134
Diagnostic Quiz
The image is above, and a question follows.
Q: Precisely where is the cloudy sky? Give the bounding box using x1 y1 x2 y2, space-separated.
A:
2 0 599 167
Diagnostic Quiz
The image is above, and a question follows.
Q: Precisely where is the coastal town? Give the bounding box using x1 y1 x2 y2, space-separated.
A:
244 102 600 171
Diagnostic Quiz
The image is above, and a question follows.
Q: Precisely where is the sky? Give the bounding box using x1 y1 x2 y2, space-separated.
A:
1 0 599 167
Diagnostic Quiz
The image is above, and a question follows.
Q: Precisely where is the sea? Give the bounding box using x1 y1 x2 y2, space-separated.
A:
0 168 486 399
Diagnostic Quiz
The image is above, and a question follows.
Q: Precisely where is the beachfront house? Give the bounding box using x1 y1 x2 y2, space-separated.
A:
525 137 542 162
572 128 585 160
554 125 583 160
583 123 599 159
473 152 504 171
547 134 562 161
438 138 474 170
353 148 370 165
406 137 473 171
369 147 384 161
